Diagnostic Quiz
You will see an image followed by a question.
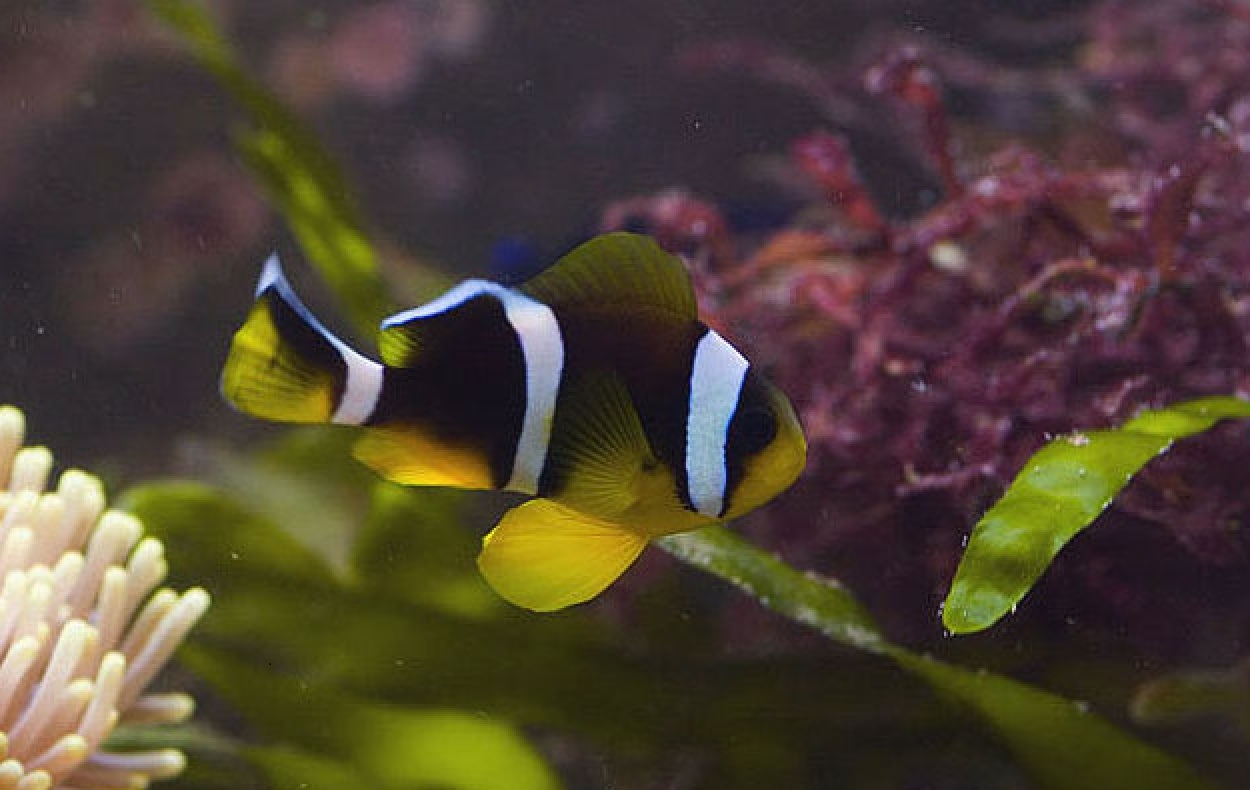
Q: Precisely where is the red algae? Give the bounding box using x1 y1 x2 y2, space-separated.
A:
609 0 1250 655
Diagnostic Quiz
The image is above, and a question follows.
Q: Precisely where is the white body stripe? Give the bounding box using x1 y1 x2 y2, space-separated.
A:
332 351 384 425
500 295 563 493
686 330 749 518
383 280 564 493
258 255 383 426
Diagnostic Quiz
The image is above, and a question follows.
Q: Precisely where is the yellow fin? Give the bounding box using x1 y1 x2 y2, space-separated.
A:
221 293 338 423
547 373 709 536
545 373 653 519
353 427 494 490
520 232 697 319
477 499 648 611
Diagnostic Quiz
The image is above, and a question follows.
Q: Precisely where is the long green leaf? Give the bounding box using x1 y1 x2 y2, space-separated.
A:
1131 658 1250 738
244 745 380 790
185 647 562 790
659 527 1218 790
126 479 946 755
943 396 1250 635
144 0 393 335
896 652 1214 790
658 526 888 653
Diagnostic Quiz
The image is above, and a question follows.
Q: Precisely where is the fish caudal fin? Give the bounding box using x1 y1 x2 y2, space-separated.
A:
221 255 382 425
477 499 648 611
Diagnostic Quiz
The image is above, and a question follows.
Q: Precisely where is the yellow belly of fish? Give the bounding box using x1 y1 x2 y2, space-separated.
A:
353 427 495 490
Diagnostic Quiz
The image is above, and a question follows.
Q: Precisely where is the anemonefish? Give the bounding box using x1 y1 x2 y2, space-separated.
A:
221 232 806 611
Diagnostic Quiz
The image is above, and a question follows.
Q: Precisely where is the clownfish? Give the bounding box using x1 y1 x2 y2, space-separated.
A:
221 232 806 611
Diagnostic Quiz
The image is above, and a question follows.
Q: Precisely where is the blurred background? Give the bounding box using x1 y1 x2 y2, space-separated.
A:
0 0 1085 477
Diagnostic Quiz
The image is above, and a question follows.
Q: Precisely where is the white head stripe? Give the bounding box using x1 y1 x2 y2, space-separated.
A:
384 279 563 492
258 255 383 426
686 330 749 518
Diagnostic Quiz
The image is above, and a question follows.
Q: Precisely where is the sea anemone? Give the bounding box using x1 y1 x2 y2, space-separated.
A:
0 405 209 789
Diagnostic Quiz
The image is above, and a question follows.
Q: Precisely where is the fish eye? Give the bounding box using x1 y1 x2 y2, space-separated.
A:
732 407 777 456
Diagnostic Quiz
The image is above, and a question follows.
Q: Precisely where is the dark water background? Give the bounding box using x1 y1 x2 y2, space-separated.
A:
0 0 1081 480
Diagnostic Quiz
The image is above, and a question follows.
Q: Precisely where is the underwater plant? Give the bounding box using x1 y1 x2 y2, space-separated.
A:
623 0 1250 657
0 405 209 789
99 1 1250 788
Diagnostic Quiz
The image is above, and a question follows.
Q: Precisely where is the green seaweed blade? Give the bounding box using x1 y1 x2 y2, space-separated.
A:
895 653 1215 790
144 0 394 335
943 396 1250 635
185 647 561 790
658 527 887 653
660 527 1219 790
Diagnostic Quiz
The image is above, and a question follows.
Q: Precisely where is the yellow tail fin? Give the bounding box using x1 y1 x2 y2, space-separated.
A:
221 256 352 424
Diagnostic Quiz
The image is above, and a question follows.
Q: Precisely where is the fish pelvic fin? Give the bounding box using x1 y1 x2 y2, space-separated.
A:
221 254 382 425
477 499 648 611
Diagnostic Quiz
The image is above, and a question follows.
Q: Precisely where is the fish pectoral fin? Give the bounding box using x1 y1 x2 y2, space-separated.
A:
519 232 697 320
353 427 495 490
544 371 658 518
477 499 648 611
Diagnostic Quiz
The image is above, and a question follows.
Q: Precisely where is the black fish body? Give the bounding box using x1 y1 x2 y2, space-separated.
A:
221 232 806 610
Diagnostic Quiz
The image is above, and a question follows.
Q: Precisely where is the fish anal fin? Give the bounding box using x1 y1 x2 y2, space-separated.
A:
477 499 648 611
520 233 697 319
353 427 494 490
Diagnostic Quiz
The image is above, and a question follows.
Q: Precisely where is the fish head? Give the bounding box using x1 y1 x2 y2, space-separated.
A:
722 374 807 520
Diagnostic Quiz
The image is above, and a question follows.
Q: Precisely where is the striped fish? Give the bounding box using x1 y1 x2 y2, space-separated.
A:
221 232 806 611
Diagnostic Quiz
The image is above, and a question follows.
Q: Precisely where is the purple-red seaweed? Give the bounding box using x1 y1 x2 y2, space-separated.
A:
608 0 1250 656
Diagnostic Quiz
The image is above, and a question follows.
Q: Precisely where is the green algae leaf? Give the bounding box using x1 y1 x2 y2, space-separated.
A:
895 652 1218 790
128 479 563 789
144 427 502 618
662 526 1218 790
184 646 562 790
245 746 377 790
354 483 506 619
145 0 393 335
1131 658 1250 738
184 430 374 577
127 478 948 761
109 723 268 790
123 479 338 592
657 526 888 653
943 396 1250 635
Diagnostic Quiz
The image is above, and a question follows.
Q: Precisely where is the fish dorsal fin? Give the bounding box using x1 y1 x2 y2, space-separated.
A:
477 499 649 611
544 372 655 520
520 232 697 319
376 280 504 367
